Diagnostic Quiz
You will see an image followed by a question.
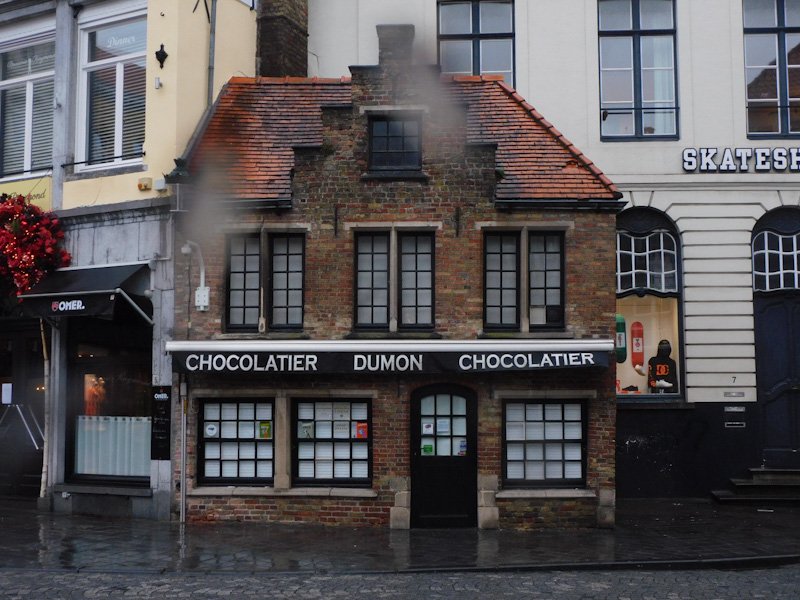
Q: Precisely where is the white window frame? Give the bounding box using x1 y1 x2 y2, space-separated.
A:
0 32 55 180
75 8 147 172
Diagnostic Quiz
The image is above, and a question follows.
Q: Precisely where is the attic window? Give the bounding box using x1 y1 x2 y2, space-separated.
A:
368 115 422 171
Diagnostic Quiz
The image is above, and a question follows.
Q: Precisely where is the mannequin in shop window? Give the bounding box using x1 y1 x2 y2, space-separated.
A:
84 376 106 416
648 339 678 394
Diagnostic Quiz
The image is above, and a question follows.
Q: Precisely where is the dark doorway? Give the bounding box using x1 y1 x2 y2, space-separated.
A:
410 385 477 528
754 292 800 467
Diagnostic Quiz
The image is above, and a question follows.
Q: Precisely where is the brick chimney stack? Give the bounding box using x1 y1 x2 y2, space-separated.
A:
258 0 308 77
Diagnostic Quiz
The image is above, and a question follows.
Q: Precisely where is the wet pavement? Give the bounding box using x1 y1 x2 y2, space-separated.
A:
0 497 798 574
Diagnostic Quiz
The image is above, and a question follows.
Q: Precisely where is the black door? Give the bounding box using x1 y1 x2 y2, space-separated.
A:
754 292 800 467
410 385 477 528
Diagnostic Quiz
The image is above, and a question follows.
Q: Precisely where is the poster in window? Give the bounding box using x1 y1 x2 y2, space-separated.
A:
355 422 368 438
298 421 314 439
333 421 350 438
333 403 350 420
436 418 450 434
421 442 434 456
422 422 434 435
258 421 272 439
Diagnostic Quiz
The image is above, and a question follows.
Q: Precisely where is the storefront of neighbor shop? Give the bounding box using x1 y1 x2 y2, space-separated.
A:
166 339 615 530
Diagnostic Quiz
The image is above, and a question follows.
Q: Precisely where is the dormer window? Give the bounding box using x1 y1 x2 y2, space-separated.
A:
369 115 421 170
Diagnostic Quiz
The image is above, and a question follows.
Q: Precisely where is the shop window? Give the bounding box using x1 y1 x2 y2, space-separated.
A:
355 231 435 330
616 208 682 398
0 40 54 178
369 115 421 171
292 400 371 485
77 15 146 169
438 0 515 84
69 316 152 481
504 400 585 485
484 230 564 331
598 0 677 139
199 399 274 484
743 0 800 136
226 232 305 332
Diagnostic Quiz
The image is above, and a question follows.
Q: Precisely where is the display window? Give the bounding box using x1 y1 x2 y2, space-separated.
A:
616 208 683 398
68 314 152 482
198 399 274 484
292 399 371 486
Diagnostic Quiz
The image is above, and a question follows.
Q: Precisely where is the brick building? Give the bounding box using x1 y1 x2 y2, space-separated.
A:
166 25 623 529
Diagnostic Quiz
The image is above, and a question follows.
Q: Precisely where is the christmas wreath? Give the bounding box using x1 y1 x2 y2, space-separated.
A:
0 193 71 301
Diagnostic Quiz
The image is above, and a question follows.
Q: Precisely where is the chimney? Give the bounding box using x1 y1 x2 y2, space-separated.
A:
257 0 308 77
376 24 415 66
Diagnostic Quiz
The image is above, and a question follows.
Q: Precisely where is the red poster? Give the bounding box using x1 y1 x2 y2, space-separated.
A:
355 422 368 438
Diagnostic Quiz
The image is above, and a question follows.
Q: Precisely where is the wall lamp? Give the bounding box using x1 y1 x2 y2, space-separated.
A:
181 240 210 311
155 44 168 69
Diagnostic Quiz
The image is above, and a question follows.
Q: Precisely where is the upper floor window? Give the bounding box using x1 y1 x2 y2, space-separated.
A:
0 40 54 177
484 230 564 331
598 0 677 139
616 208 682 398
438 1 514 84
226 231 305 332
743 0 800 136
355 231 435 330
78 16 146 169
369 115 421 171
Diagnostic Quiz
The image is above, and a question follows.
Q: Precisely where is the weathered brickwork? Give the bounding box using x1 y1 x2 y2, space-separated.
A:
257 0 308 77
173 26 620 529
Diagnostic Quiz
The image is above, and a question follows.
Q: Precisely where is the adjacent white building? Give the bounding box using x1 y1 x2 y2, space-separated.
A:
307 0 800 494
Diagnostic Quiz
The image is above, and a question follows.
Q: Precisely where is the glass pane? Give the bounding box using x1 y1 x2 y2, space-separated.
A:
0 86 25 174
507 443 524 461
640 0 673 29
743 0 777 27
89 19 147 61
121 60 145 157
440 2 472 34
745 35 778 69
221 442 238 460
480 1 513 33
452 396 467 415
599 0 632 30
1 41 55 80
205 443 220 459
257 443 273 459
205 461 220 477
31 80 54 171
316 460 333 479
256 461 273 478
436 394 451 414
204 404 220 420
239 461 255 477
507 461 524 479
220 422 237 438
352 461 369 478
601 110 634 136
641 36 673 69
480 39 512 73
87 66 116 164
436 438 451 456
748 102 780 133
787 0 800 26
601 70 634 102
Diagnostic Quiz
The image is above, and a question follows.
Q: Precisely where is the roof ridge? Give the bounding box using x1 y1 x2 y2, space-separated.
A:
495 80 622 199
228 76 351 85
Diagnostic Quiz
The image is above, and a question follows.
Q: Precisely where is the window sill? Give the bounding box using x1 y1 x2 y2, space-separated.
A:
346 331 442 340
189 486 377 498
54 484 152 497
600 135 679 143
479 331 575 339
66 162 146 181
617 399 691 410
496 489 595 500
215 332 310 340
361 170 429 182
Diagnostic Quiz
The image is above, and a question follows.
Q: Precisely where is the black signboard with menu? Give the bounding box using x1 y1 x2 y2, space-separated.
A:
150 386 171 460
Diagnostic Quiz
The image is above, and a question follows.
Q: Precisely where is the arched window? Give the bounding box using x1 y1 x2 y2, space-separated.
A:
616 208 682 398
752 208 800 292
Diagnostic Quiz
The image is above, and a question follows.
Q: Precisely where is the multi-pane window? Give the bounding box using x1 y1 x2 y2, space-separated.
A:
80 17 146 167
504 401 584 485
743 0 800 135
753 230 800 290
369 116 421 170
484 231 564 331
355 231 435 330
226 232 305 332
227 234 261 330
294 400 371 485
616 209 682 397
419 392 469 457
399 233 434 328
438 1 514 83
200 400 274 484
598 0 677 138
0 40 54 177
616 231 678 293
269 234 304 328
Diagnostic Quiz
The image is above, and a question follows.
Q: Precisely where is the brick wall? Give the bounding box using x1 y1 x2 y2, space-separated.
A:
173 32 618 528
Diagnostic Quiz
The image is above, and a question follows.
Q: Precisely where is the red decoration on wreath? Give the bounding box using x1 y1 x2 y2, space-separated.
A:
0 193 71 299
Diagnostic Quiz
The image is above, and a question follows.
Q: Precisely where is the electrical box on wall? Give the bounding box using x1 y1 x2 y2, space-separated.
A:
195 286 210 311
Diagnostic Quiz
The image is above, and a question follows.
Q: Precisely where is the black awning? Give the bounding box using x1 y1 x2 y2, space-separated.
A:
19 264 152 324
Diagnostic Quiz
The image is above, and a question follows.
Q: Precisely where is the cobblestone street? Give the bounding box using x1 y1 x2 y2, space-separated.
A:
1 565 799 599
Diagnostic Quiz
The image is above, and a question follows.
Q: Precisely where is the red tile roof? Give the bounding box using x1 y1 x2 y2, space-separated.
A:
190 74 620 203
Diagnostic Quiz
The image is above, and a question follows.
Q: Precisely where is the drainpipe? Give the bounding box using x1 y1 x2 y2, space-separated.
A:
179 377 188 523
207 0 217 106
